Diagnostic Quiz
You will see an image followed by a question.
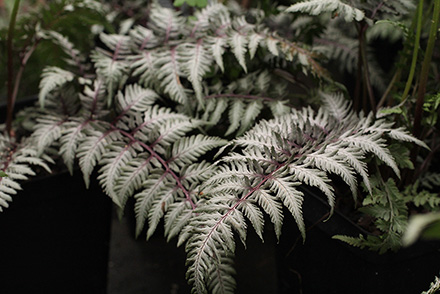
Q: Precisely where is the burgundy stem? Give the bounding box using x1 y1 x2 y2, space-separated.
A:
117 129 196 210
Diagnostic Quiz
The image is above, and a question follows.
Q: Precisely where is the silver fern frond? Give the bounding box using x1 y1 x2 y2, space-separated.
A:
286 0 365 22
183 91 423 293
178 41 214 105
0 132 51 212
39 67 75 108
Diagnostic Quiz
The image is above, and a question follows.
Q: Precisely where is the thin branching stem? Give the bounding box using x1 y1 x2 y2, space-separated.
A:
377 71 400 108
414 135 440 180
370 1 384 19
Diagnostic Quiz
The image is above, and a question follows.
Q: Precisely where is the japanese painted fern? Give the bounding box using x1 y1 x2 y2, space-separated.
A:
19 1 426 294
182 92 424 293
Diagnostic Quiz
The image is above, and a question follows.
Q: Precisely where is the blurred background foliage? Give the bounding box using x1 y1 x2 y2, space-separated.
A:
0 0 112 102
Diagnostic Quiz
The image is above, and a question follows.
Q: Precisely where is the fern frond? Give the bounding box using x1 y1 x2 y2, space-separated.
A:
0 176 18 209
290 165 335 211
204 71 282 136
39 30 86 71
225 99 245 136
79 80 107 118
28 2 426 292
0 132 51 212
383 127 429 150
91 34 131 103
147 3 187 41
331 146 371 193
179 40 213 105
116 84 158 114
236 100 264 136
268 175 306 238
135 109 199 151
169 135 227 169
228 17 253 72
77 123 121 188
113 156 152 209
153 48 190 104
130 51 156 88
146 179 177 239
286 0 365 22
248 32 264 59
98 142 135 206
266 35 280 57
341 134 400 177
39 67 75 108
320 91 353 122
129 25 160 50
254 189 284 239
190 2 231 37
184 207 241 294
304 149 358 197
332 234 370 249
229 30 248 73
183 90 421 292
59 120 86 174
239 199 265 240
421 173 440 190
32 115 65 154
164 201 194 241
78 96 226 238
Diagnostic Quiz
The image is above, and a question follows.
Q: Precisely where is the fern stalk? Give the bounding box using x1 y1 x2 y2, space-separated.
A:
401 0 424 103
354 23 364 111
409 0 440 178
357 21 376 113
412 0 440 140
5 0 21 136
377 71 400 108
378 1 423 109
116 128 197 209
0 143 17 174
414 136 440 182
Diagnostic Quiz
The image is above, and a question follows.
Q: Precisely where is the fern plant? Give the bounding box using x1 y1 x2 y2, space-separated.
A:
182 92 426 292
0 0 111 211
285 0 417 111
31 0 330 241
286 0 440 257
1 0 436 293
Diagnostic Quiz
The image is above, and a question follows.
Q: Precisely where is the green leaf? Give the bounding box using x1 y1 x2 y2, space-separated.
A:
174 0 207 8
378 106 403 116
173 0 186 7
0 171 8 177
388 144 414 170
